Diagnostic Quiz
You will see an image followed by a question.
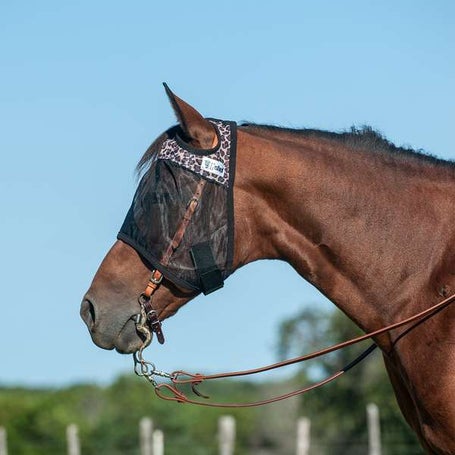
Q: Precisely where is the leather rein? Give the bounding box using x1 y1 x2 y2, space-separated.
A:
132 178 455 407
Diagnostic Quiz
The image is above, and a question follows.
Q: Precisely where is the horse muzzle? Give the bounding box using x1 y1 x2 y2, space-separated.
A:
80 296 144 354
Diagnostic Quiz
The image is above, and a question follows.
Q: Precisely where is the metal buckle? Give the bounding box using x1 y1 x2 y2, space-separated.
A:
150 270 163 285
138 293 150 305
186 196 199 209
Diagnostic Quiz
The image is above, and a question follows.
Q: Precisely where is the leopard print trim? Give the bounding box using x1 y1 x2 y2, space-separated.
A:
157 119 235 187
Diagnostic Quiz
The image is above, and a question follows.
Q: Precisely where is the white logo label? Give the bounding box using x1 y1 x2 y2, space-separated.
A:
201 157 225 177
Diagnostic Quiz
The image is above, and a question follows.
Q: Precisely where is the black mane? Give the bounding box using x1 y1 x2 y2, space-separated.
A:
138 122 453 175
240 123 453 168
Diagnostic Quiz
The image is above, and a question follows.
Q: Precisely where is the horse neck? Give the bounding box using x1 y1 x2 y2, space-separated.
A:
234 127 455 339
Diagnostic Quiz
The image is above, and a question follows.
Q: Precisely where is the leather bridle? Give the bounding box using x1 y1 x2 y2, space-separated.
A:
134 178 207 346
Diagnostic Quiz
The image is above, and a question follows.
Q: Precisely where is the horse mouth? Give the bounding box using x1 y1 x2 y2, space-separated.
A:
114 317 145 354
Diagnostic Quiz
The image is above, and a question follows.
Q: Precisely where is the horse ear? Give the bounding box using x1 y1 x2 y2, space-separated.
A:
163 83 217 149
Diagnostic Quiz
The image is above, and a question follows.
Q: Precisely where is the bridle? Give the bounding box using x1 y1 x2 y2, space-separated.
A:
132 130 222 346
130 175 455 407
134 177 207 346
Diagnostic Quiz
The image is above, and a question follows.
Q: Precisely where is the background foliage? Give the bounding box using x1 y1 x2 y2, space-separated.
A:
277 308 422 454
0 308 423 454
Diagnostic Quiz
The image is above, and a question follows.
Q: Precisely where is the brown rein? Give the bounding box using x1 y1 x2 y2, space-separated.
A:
152 344 379 408
133 173 455 407
135 288 455 407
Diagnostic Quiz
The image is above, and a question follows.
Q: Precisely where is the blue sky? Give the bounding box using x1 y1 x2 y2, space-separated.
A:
1 1 453 387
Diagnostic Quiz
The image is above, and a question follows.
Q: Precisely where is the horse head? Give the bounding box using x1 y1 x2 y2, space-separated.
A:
80 85 241 353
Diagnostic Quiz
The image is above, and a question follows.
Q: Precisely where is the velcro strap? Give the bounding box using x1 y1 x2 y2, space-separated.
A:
190 242 224 295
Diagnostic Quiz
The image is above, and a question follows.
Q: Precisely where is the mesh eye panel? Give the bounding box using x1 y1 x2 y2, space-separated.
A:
117 119 236 292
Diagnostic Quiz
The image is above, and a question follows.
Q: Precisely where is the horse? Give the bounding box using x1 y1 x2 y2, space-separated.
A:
81 85 455 454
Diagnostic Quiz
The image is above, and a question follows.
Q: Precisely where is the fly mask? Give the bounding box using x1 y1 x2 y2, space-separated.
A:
118 119 237 295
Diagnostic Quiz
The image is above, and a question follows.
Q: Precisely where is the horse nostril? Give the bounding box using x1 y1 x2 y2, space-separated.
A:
80 298 96 330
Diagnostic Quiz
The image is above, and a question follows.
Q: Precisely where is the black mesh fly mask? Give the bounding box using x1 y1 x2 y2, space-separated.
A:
118 119 237 295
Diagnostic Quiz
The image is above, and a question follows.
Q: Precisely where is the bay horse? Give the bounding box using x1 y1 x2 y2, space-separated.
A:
81 86 455 453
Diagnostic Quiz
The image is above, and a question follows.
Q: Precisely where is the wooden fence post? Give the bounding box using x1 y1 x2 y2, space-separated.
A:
367 403 381 455
153 429 164 455
66 424 80 455
140 417 153 455
0 427 7 455
218 415 236 455
296 417 311 455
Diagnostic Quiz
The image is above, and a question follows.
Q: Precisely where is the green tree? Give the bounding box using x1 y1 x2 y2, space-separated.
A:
277 306 423 454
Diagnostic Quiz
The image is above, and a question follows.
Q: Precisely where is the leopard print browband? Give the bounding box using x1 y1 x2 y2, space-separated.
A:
157 119 235 187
